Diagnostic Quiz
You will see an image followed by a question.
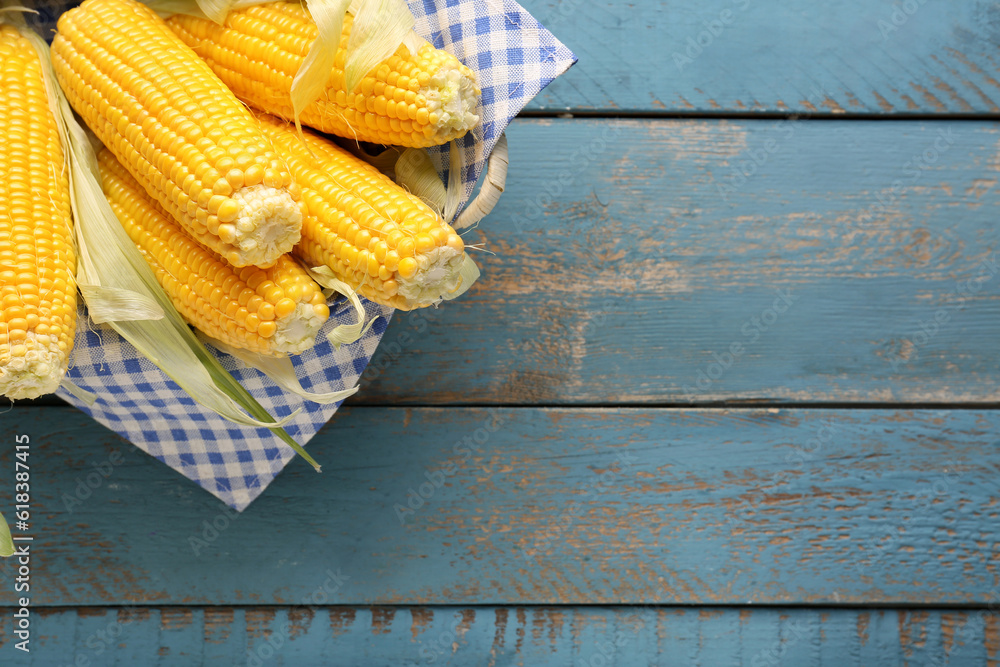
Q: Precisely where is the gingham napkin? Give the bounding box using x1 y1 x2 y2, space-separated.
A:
50 0 576 511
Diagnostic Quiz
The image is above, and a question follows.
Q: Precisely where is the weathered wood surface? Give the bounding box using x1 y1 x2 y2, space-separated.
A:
520 0 1000 114
2 606 998 666
0 406 996 607
5 0 1000 664
360 118 1000 405
19 116 1000 409
22 0 1000 116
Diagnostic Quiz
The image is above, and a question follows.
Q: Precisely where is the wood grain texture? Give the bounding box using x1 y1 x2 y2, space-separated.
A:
15 119 1000 408
5 1 998 664
0 407 996 607
361 118 1000 405
2 606 997 666
519 0 1000 114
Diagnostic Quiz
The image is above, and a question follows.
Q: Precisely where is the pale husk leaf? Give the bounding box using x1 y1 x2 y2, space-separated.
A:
441 253 480 301
193 0 234 22
443 140 463 223
204 336 360 405
395 147 447 215
343 0 414 95
402 29 427 55
305 266 378 349
60 379 98 406
291 0 352 135
79 285 163 323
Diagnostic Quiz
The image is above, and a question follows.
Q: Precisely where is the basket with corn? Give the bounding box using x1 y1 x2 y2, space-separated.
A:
0 0 575 509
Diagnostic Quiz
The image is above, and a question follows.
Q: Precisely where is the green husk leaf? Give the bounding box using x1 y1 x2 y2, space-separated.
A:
443 140 463 223
441 253 480 301
305 266 378 349
395 147 447 215
204 336 360 405
23 27 321 471
60 379 97 406
291 0 352 137
343 0 415 96
0 513 13 558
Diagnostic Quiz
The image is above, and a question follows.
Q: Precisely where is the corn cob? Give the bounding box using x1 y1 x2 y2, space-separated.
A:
51 0 302 268
96 148 328 356
0 23 77 399
256 114 470 310
167 2 480 148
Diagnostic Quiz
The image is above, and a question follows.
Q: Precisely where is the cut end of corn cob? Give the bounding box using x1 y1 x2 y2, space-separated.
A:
222 186 303 268
97 148 328 357
0 334 71 400
272 301 330 355
417 48 480 142
393 245 467 304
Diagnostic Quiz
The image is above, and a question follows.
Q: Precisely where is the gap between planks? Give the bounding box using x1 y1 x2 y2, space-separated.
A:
517 110 1000 121
7 602 1000 611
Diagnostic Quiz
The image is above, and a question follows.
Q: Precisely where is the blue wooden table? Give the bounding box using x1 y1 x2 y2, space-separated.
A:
3 0 1000 664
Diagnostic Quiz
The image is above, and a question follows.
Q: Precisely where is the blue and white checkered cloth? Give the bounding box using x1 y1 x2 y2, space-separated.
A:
51 0 576 511
413 0 576 209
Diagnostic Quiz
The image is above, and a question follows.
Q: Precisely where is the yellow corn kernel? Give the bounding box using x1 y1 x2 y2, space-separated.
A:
257 114 469 311
51 0 302 268
97 148 328 356
167 3 481 148
0 23 77 399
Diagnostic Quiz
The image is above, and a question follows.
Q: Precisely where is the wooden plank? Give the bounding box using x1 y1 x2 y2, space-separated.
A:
19 2 1000 116
16 119 1000 408
0 407 996 606
519 0 1000 114
1 606 996 665
363 118 1000 405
